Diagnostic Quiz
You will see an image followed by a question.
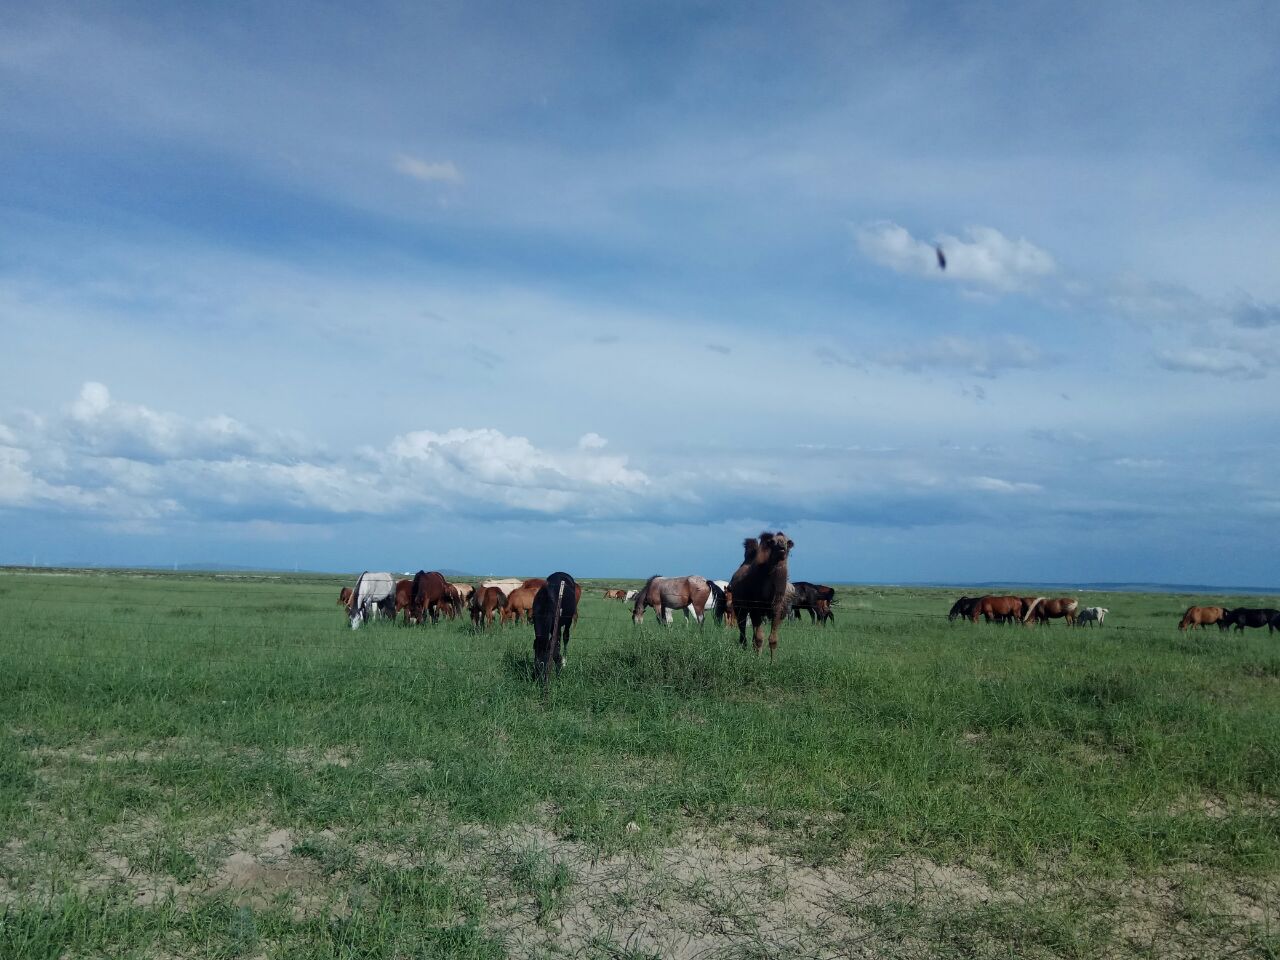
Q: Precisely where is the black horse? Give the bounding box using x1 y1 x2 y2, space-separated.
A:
1220 608 1280 633
948 596 980 622
532 572 578 678
790 581 836 624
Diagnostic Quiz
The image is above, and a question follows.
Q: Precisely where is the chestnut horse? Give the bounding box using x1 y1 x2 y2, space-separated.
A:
1178 605 1225 631
729 532 793 657
632 575 712 624
970 595 1024 624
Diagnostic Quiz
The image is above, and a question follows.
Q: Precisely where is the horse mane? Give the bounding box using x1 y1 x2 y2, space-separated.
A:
348 572 366 615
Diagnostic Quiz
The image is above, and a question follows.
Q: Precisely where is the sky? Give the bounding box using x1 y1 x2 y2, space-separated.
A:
1 1 1278 584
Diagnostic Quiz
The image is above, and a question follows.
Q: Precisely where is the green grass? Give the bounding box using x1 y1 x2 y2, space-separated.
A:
1 569 1278 957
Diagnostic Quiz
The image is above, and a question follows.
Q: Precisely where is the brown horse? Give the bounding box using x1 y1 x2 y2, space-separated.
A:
728 532 793 658
632 575 712 624
337 587 352 607
393 579 414 621
470 586 507 627
502 585 538 624
971 596 1024 624
603 588 627 600
409 570 450 624
1023 597 1078 625
1178 605 1225 630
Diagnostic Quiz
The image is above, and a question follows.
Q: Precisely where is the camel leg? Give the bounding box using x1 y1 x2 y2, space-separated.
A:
752 611 765 654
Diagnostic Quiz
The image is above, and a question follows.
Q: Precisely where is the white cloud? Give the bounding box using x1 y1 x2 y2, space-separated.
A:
577 432 608 450
392 153 462 184
969 476 1043 494
856 221 1055 293
1154 348 1265 379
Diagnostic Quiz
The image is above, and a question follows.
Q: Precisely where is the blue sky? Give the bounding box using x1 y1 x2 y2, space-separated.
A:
2 1 1278 584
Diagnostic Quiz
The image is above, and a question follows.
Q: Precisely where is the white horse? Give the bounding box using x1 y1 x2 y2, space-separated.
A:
348 571 396 629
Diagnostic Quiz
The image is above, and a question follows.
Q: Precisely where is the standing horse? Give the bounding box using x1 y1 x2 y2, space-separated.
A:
347 572 396 629
948 596 979 621
1023 597 1078 625
1221 607 1280 632
409 570 450 625
729 532 793 658
970 596 1023 624
532 572 578 678
632 575 712 625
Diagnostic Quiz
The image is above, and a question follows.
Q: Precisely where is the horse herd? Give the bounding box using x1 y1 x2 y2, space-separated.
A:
948 594 1280 632
338 531 815 665
336 537 1277 676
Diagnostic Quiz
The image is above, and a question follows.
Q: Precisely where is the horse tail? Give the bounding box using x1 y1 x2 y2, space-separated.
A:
1023 597 1045 622
411 571 429 613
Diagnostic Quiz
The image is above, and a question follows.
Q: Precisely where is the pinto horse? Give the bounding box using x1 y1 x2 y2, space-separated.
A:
970 595 1024 624
409 570 450 625
1178 605 1225 630
632 575 712 625
1023 597 1078 625
532 572 578 678
729 532 793 658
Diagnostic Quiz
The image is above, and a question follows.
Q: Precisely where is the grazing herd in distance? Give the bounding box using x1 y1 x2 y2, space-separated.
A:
949 594 1280 632
337 531 818 664
335 530 1279 676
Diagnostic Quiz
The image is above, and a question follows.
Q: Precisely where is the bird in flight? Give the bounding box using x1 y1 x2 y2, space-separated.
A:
935 245 947 271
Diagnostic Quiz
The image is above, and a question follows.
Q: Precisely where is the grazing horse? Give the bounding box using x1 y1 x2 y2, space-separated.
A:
1178 605 1226 631
482 579 526 598
1221 607 1280 632
470 586 507 627
729 532 793 658
971 595 1024 624
790 581 836 624
347 572 396 629
502 585 539 625
409 570 450 625
814 598 835 624
1023 597 1079 626
632 575 712 625
532 572 578 678
1075 606 1109 627
948 596 979 621
393 579 414 621
337 587 353 607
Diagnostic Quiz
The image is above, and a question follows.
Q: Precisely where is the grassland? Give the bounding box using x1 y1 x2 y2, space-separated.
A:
0 569 1277 958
